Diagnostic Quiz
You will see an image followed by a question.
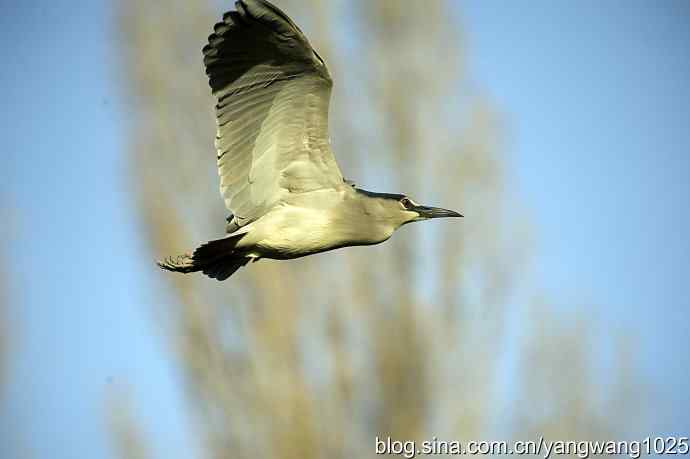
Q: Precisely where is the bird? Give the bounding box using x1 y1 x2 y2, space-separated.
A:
158 0 462 281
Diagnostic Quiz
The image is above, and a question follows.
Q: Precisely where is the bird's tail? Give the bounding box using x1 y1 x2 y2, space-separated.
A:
157 234 250 281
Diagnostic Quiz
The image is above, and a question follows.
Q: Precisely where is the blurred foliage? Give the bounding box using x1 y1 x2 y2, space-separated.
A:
117 0 642 458
0 265 6 394
0 218 19 459
107 392 151 459
0 212 10 404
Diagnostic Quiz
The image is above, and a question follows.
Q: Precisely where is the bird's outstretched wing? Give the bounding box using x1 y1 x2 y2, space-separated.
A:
203 0 344 227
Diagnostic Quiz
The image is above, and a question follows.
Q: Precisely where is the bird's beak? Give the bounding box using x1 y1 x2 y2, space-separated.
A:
414 205 463 219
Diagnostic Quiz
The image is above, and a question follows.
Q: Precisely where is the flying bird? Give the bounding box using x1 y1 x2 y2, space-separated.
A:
158 0 462 281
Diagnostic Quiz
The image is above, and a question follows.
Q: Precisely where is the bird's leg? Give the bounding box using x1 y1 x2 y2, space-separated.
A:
225 213 240 234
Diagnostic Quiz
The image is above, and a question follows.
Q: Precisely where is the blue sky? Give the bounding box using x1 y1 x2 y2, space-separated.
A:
462 0 690 434
2 1 689 458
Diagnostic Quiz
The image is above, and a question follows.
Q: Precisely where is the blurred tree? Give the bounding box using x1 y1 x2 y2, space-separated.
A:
0 267 6 395
117 1 642 458
107 393 151 459
0 220 23 459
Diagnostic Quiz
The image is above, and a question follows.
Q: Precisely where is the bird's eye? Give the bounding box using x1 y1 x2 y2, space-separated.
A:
400 198 412 209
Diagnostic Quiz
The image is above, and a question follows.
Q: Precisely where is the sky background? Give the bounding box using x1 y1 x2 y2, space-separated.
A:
2 1 689 458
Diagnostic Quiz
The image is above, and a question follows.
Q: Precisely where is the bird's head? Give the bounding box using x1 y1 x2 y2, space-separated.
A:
356 189 462 232
395 195 463 225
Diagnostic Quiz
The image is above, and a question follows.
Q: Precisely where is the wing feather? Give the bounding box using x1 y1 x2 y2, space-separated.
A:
203 0 343 226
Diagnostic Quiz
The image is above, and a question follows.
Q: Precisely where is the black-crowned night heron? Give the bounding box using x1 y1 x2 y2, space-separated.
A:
158 0 462 281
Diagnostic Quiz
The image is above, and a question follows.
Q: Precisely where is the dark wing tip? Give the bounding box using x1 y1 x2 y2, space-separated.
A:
243 0 305 36
202 0 330 92
203 0 308 59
